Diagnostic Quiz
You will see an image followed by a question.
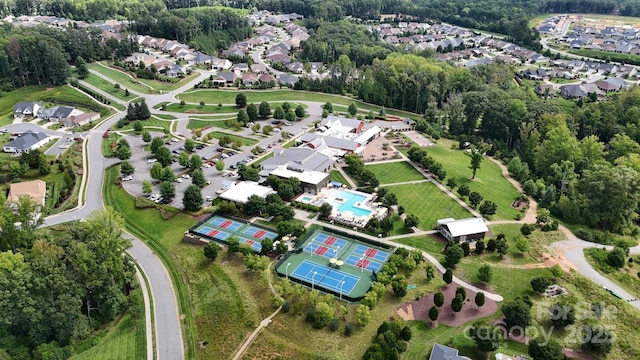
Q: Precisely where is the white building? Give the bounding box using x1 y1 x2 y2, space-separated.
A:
219 181 275 204
437 217 488 243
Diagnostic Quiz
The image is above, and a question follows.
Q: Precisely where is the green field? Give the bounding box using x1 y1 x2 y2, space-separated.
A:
138 72 199 92
118 118 173 132
165 103 238 114
383 182 471 230
72 311 145 360
187 118 237 130
177 89 422 119
329 170 350 186
366 161 425 184
427 139 522 220
82 72 136 101
152 114 177 120
206 131 258 146
88 63 155 94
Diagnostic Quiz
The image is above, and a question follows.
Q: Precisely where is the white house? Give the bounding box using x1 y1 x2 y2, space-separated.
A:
3 130 50 153
437 217 488 243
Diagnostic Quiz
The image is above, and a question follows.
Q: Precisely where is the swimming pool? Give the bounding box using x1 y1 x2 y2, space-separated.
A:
301 196 313 202
331 190 372 217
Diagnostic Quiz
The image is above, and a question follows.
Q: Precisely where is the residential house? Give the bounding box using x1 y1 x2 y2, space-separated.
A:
63 112 100 127
535 83 556 97
3 130 50 153
277 73 299 87
13 102 42 119
519 69 547 80
8 180 47 207
241 73 259 85
429 343 471 360
212 58 232 71
437 217 488 243
310 62 323 74
250 63 268 74
286 61 305 73
38 106 83 123
259 73 276 84
260 148 335 175
191 52 214 65
213 72 237 86
267 53 291 64
559 84 585 98
231 63 249 74
595 77 627 93
166 64 189 77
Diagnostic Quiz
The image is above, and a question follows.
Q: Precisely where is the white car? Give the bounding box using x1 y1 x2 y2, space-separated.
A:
171 137 179 142
65 131 74 135
203 163 211 168
122 175 133 181
148 158 157 163
59 144 69 149
176 178 183 183
181 174 191 179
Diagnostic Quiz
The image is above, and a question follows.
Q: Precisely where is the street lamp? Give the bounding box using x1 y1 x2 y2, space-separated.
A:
285 262 291 280
360 257 364 272
312 271 318 291
339 281 345 301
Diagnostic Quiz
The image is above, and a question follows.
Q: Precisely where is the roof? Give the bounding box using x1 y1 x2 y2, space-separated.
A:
13 102 40 113
269 165 330 185
261 148 335 172
299 133 360 151
437 217 488 237
219 181 275 203
5 130 48 151
353 126 382 144
429 343 471 360
8 180 46 205
216 72 236 82
321 116 362 131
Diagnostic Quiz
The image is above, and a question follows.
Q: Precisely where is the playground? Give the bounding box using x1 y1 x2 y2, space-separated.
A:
276 227 394 301
189 214 279 252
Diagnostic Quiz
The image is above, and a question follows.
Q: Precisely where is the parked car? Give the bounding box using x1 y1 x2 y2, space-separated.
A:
171 137 179 142
148 158 157 163
176 178 183 183
284 121 292 126
0 128 8 133
59 145 69 149
172 150 180 154
66 137 73 142
181 174 191 179
196 144 206 150
122 175 133 181
65 131 74 135
272 120 283 125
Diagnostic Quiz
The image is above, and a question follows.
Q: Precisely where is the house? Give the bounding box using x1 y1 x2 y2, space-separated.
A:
3 130 50 153
267 53 291 64
269 165 331 194
277 73 299 87
310 62 323 74
63 112 100 127
259 73 276 84
13 102 42 119
219 181 275 204
595 77 627 92
231 63 249 73
8 180 47 207
250 63 268 74
241 73 259 85
211 58 232 71
38 106 83 123
436 217 488 243
535 83 556 97
321 116 365 134
260 148 335 174
519 69 547 80
286 61 304 73
166 64 189 78
429 343 471 360
191 52 214 65
213 72 237 86
559 84 585 98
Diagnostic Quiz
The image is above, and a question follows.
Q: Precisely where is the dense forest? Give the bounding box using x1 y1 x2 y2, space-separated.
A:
0 207 136 359
0 23 136 91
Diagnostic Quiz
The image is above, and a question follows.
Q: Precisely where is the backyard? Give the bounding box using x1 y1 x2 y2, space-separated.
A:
366 161 425 184
383 182 472 230
87 63 154 94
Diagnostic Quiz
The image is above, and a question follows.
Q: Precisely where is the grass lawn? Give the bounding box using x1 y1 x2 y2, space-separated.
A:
152 114 177 120
428 139 522 220
177 89 422 120
71 289 145 360
383 182 471 230
394 235 446 255
366 161 425 184
82 72 134 101
489 224 565 262
206 131 258 146
165 103 238 114
138 72 199 92
88 63 154 94
584 249 640 298
187 118 237 131
329 170 350 186
117 118 172 132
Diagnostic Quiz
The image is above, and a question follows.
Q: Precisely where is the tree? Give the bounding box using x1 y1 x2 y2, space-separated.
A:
479 201 497 217
237 109 249 124
313 302 334 329
607 247 627 268
203 242 221 261
475 240 485 254
133 120 143 132
215 160 225 171
262 125 273 135
469 192 483 207
0 195 43 252
428 306 439 323
443 269 453 286
477 264 493 282
150 163 163 180
227 237 240 253
496 237 508 257
323 102 333 113
486 238 497 252
356 304 371 326
159 181 175 203
319 203 332 219
581 325 613 355
185 139 195 153
469 321 503 351
391 275 408 298
161 167 175 182
451 294 463 313
469 146 483 179
142 131 151 142
258 101 271 118
120 161 134 176
273 106 285 119
178 151 189 167
515 237 529 253
530 276 552 293
285 110 296 122
425 264 435 282
475 292 485 308
444 244 464 267
191 169 206 188
142 180 152 194
528 338 564 360
150 137 164 154
295 104 305 118
183 185 203 211
260 238 273 255
238 164 259 182
155 146 172 167
536 208 551 225
244 195 266 216
549 302 574 327
348 102 358 116
457 184 470 197
235 93 247 108
246 103 258 122
502 299 532 328
404 214 419 228
137 99 150 119
116 139 131 160
189 155 202 170
76 56 89 79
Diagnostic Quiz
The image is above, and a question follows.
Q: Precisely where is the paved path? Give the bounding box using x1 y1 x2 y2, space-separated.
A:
135 270 154 360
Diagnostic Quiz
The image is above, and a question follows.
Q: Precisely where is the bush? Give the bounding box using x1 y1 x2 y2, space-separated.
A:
344 322 355 336
328 319 340 332
457 184 470 197
446 178 457 189
135 196 156 209
520 223 535 236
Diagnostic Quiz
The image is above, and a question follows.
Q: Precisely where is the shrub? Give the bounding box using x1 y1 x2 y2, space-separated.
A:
520 223 535 236
457 184 470 197
135 196 156 209
328 318 340 332
344 322 355 336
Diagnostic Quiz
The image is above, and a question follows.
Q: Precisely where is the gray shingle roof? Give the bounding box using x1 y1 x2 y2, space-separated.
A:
261 148 334 172
429 343 470 360
5 130 48 151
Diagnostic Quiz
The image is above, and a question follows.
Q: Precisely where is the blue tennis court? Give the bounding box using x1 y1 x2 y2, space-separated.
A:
208 216 243 231
352 244 389 262
291 260 360 295
314 233 349 249
193 226 230 240
303 242 340 259
242 226 278 240
239 238 262 252
344 255 382 272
